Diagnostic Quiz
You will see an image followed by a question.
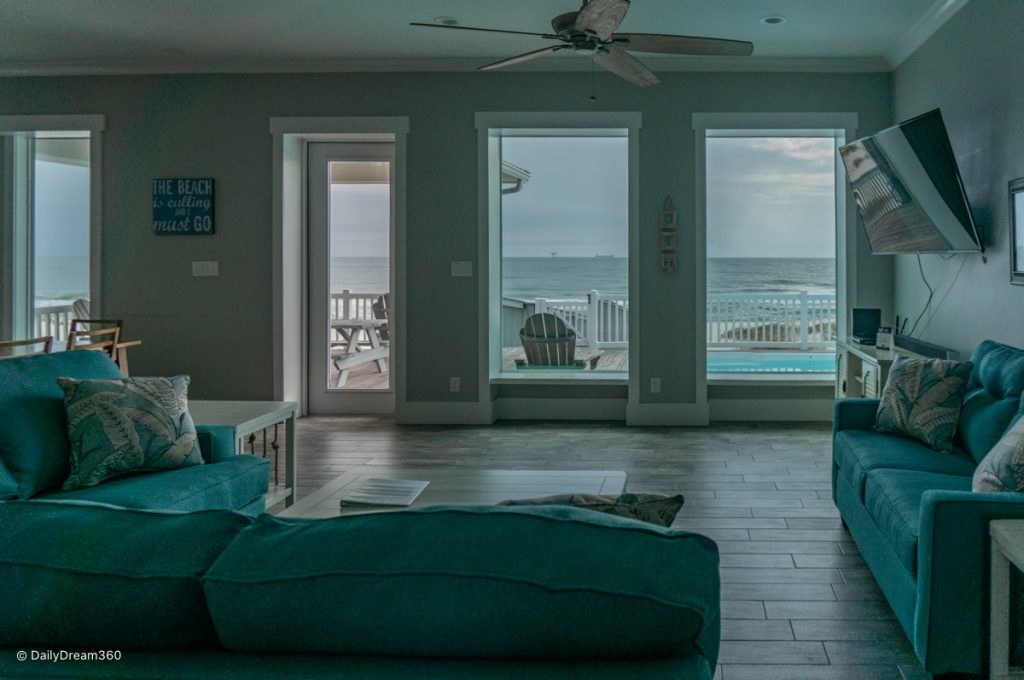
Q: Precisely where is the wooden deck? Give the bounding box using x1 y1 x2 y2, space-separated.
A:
328 359 390 390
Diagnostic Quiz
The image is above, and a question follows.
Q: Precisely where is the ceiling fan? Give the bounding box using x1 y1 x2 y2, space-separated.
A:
411 0 754 87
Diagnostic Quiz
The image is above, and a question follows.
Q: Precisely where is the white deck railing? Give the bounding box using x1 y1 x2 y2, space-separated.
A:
505 291 628 349
33 304 74 341
503 290 836 351
707 292 836 350
329 291 382 320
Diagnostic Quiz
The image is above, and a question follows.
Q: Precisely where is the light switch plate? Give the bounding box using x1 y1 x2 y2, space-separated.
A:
192 261 219 277
450 261 473 278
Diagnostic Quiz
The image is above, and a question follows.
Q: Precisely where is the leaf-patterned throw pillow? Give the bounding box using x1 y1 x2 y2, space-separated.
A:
58 376 204 490
498 493 685 527
973 418 1024 492
873 356 973 453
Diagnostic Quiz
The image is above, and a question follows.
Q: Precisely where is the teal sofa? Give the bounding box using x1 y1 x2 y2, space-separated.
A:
0 351 268 514
0 500 721 678
833 339 1024 676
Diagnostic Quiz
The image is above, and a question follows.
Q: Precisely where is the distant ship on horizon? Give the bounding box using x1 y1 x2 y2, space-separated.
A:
594 254 615 258
550 251 558 257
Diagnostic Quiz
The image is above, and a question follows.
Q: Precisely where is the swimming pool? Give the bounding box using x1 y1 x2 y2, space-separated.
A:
707 351 835 373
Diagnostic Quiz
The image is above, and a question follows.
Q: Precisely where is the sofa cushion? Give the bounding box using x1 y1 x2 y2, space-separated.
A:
0 500 252 650
959 340 1024 463
863 469 971 574
873 356 973 452
973 417 1024 492
0 351 123 498
59 375 204 490
203 505 721 662
38 454 268 514
833 429 976 499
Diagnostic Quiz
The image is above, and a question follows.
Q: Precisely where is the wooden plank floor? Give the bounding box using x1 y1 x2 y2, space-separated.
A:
275 418 929 680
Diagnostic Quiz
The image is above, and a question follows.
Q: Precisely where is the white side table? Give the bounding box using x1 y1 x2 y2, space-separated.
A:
189 400 297 508
989 520 1024 679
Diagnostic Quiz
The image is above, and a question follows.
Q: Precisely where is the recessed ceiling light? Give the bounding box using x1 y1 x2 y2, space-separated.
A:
433 16 459 26
761 15 787 25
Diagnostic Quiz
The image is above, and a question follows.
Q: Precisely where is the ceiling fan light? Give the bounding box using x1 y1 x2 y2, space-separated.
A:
433 16 459 26
761 15 787 25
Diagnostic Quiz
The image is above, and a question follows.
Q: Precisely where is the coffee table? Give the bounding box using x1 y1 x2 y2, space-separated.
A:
278 468 627 519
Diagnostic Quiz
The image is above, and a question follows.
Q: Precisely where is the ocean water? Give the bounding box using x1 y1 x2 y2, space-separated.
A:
35 256 89 306
36 256 836 303
501 256 834 300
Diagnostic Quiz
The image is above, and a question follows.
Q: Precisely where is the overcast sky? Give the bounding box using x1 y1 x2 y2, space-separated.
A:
35 160 90 257
707 137 836 258
331 183 389 257
502 137 628 257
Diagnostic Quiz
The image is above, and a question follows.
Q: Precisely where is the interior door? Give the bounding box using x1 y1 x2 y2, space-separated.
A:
307 142 395 414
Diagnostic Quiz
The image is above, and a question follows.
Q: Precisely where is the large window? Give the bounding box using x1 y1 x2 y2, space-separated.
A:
1 126 95 343
705 133 838 375
497 132 629 375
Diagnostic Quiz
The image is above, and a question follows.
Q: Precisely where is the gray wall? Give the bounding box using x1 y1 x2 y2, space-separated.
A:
892 0 1024 358
0 69 891 405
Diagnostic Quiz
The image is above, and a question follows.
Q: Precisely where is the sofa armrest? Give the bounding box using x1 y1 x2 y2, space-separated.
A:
833 398 879 436
195 425 238 463
915 490 1024 674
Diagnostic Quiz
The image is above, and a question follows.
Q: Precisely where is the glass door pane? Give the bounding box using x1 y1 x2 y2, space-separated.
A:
327 161 391 391
33 136 90 341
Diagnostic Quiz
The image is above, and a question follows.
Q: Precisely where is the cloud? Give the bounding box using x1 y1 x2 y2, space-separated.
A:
747 138 835 164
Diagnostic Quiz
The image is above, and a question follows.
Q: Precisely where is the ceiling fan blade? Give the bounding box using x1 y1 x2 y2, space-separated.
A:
593 46 658 87
478 45 567 71
615 33 754 57
574 0 631 41
410 22 559 40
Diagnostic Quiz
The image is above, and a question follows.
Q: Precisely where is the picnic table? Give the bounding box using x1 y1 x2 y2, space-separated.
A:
330 318 388 388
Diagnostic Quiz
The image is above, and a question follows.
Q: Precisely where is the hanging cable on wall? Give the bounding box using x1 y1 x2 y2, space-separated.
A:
907 254 935 337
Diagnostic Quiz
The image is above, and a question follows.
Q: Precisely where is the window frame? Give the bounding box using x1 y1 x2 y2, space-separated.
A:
475 112 641 390
692 112 858 397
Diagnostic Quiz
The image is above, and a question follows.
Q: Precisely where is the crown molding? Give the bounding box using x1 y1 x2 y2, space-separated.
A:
0 54 890 78
885 0 970 69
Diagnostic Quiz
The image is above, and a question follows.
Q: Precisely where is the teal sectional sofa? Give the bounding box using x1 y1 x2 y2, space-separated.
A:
0 351 268 514
0 500 721 678
833 339 1024 676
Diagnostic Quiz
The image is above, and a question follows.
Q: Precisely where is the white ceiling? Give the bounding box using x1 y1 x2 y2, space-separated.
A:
0 0 969 76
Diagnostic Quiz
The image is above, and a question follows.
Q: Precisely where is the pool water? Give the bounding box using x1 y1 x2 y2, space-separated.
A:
708 351 836 373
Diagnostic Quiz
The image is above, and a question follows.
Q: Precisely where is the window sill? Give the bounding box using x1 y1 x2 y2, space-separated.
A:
708 372 835 387
492 372 627 386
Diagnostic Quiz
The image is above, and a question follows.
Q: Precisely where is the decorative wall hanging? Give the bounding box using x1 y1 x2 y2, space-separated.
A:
659 196 677 272
153 178 214 235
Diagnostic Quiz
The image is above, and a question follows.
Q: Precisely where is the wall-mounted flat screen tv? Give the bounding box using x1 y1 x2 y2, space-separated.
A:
839 109 982 254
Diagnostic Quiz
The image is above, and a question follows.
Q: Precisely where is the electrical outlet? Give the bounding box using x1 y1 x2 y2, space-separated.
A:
449 377 461 393
650 377 662 394
191 260 219 277
450 261 473 278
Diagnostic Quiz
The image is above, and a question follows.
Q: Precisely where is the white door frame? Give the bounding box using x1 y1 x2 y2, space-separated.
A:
0 114 105 339
270 117 409 416
692 112 859 413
